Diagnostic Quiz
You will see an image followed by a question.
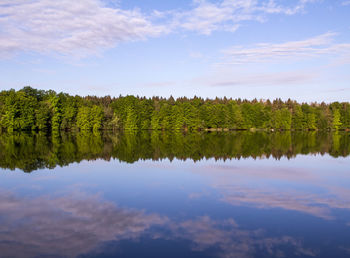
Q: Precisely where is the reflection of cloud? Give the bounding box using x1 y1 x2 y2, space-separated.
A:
188 192 205 199
221 186 333 219
192 163 350 220
0 189 321 258
340 246 350 253
0 191 167 258
169 216 315 258
206 164 318 182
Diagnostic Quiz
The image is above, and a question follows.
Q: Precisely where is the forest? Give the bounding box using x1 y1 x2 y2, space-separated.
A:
0 87 349 132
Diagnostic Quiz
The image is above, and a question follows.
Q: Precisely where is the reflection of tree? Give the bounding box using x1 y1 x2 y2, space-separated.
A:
332 132 340 154
0 131 349 172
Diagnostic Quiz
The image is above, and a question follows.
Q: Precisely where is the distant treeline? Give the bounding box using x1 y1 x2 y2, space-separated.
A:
0 131 349 172
0 87 349 132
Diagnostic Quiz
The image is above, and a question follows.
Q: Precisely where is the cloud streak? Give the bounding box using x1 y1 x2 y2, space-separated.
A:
195 32 350 88
0 0 166 57
0 0 319 57
341 1 350 6
221 32 350 64
207 70 318 87
172 0 317 35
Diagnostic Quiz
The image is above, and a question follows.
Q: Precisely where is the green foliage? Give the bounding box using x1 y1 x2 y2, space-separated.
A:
272 108 292 130
292 105 305 130
332 109 342 130
60 94 78 130
151 111 162 130
76 106 91 131
48 93 62 132
0 87 349 132
35 102 51 131
91 106 104 132
0 90 37 132
124 106 138 130
76 105 104 132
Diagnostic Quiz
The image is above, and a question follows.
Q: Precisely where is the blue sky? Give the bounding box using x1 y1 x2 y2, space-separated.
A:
0 0 349 102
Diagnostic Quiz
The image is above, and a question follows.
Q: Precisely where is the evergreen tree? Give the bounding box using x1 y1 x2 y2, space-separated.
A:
76 106 92 131
332 109 342 131
91 106 104 132
124 106 138 130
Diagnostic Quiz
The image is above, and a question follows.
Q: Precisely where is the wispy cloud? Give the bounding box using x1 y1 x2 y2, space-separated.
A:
189 51 204 59
193 32 350 89
0 0 319 58
0 0 166 58
341 0 350 6
221 32 350 64
206 70 318 87
322 88 350 93
171 0 317 35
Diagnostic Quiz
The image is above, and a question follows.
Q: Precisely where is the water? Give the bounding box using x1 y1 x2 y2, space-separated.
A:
0 131 349 258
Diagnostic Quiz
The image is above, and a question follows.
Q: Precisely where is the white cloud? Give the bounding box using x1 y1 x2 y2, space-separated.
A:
189 32 350 89
261 0 319 15
206 70 319 87
220 32 350 64
0 0 166 57
171 0 317 35
0 0 319 57
341 1 350 6
189 51 204 59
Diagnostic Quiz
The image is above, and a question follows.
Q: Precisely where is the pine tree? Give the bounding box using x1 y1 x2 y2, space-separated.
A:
332 109 342 130
125 106 138 130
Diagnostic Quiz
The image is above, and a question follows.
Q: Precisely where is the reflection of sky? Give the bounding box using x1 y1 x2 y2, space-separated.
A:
190 155 350 220
0 189 319 258
0 155 350 257
0 190 167 257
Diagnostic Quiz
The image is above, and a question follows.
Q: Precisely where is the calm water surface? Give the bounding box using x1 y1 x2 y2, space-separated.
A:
0 131 349 258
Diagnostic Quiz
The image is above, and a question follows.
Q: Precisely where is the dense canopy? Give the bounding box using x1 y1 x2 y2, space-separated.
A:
0 87 349 132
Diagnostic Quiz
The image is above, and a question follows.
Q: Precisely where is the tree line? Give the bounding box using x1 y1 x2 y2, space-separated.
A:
0 131 349 172
0 87 349 132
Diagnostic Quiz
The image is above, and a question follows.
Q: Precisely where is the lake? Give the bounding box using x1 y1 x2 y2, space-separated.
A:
0 131 349 258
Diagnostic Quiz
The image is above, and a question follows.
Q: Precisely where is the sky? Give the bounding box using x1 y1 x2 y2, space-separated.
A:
0 0 349 102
